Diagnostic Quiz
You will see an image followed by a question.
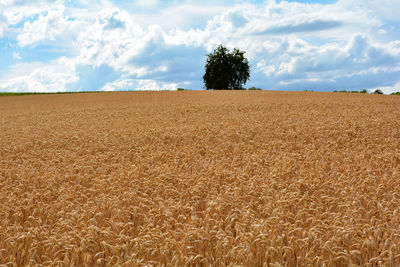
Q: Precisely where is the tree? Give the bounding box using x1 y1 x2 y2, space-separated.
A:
373 89 383 94
203 45 250 90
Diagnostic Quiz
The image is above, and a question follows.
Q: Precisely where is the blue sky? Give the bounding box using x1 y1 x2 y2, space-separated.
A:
0 0 399 93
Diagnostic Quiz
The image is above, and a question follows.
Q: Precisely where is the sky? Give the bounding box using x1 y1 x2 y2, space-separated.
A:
0 0 399 93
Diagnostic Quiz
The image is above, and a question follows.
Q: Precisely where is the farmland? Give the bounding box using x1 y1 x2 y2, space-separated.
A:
1 91 400 266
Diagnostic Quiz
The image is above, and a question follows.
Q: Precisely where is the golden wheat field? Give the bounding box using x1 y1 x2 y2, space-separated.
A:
0 91 400 266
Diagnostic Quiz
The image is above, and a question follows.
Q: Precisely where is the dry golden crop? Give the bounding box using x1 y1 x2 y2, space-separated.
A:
0 91 400 266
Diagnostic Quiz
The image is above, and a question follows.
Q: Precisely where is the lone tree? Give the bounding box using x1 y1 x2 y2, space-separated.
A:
203 45 250 90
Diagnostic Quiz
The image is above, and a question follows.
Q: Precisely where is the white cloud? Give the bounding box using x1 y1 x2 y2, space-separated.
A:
17 5 85 47
135 0 159 8
136 79 179 91
260 34 400 79
147 3 226 30
338 0 400 23
0 58 78 92
73 8 147 71
101 78 134 91
0 1 10 37
3 2 46 27
370 81 400 94
12 52 21 59
0 23 4 37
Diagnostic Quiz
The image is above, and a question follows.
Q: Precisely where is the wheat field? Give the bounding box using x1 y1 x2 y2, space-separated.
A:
0 91 399 266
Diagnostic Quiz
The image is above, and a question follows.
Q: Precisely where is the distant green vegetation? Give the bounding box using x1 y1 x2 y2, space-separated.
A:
0 92 78 97
332 89 400 95
0 92 33 96
176 88 195 91
0 91 112 97
2 89 398 96
333 89 368 93
373 89 383 94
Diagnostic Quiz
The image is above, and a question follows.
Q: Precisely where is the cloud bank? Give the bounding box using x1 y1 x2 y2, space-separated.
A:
0 0 399 93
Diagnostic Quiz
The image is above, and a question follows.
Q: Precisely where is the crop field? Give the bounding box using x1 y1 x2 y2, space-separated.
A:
0 91 400 266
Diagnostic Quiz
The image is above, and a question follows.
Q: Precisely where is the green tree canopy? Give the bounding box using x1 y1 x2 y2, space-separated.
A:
203 45 250 90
